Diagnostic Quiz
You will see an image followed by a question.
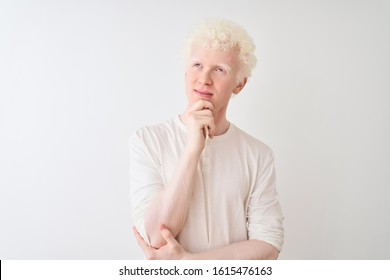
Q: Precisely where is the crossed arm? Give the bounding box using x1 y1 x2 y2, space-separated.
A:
133 146 279 260
133 225 279 260
131 100 281 260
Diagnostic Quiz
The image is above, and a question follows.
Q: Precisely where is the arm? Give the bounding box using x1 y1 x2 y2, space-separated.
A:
140 100 215 248
187 239 279 260
133 225 279 260
142 149 201 248
133 140 283 259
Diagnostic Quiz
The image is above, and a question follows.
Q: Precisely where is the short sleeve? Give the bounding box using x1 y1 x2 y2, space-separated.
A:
247 151 284 252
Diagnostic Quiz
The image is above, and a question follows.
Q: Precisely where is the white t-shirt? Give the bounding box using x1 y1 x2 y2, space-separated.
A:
129 116 284 253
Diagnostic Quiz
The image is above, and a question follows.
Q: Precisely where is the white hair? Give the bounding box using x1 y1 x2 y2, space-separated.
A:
183 18 257 82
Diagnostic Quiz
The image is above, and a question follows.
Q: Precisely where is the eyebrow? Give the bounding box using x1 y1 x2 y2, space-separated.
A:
218 63 232 73
189 57 233 73
189 57 201 65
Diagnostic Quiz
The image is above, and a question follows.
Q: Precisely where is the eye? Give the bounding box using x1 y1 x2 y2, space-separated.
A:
193 63 202 69
215 67 226 73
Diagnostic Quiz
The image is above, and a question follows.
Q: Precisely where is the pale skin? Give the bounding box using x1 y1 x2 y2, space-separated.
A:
133 45 279 260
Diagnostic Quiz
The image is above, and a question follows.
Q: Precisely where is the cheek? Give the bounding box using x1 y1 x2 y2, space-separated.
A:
218 80 235 91
185 72 197 84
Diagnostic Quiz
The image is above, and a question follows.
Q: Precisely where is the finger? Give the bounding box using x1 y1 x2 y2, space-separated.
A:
191 100 214 112
192 112 214 126
194 109 213 117
204 126 209 139
133 226 152 252
159 224 179 246
208 122 216 138
197 115 215 138
197 116 215 138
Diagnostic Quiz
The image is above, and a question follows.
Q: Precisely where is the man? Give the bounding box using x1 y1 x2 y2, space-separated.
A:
129 19 284 259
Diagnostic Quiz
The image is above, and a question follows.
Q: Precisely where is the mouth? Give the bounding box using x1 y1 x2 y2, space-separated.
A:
194 89 213 99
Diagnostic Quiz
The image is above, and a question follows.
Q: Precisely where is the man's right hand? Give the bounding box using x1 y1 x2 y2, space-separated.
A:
181 100 215 155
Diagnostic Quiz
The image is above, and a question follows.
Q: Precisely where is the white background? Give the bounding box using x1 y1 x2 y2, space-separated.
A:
1 0 389 259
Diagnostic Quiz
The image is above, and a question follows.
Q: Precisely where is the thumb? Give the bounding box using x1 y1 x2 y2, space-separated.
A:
159 224 178 245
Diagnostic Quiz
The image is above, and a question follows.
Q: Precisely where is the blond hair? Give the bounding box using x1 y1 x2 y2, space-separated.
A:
183 19 257 82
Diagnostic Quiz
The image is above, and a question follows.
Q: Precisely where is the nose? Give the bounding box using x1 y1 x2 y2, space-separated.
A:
198 70 212 86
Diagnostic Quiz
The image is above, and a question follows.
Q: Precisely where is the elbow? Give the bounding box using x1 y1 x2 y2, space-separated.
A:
146 230 167 249
146 223 180 249
266 247 279 260
252 240 280 260
149 237 167 249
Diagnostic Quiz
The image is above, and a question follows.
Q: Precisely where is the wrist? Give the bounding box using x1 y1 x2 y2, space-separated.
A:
183 145 203 159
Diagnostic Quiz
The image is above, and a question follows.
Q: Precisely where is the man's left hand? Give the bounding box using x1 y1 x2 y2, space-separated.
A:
133 225 191 260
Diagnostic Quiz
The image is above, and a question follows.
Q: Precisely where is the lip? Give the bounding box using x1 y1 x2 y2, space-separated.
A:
194 89 213 100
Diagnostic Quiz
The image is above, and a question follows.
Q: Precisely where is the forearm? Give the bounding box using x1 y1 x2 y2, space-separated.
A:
185 240 279 260
143 150 200 248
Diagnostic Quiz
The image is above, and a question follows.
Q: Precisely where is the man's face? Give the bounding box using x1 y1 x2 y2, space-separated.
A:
185 45 245 116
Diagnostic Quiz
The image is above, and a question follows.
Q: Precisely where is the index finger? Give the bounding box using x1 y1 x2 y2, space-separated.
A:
192 100 214 112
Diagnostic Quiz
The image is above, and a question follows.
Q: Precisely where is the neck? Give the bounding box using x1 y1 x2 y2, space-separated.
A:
212 113 230 136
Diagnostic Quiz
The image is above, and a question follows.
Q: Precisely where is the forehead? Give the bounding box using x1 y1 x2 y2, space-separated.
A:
189 45 240 67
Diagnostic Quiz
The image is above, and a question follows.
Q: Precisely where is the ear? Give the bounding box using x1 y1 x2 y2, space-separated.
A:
233 77 247 95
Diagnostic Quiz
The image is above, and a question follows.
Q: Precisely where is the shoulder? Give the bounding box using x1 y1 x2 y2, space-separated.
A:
232 125 274 157
129 117 183 147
